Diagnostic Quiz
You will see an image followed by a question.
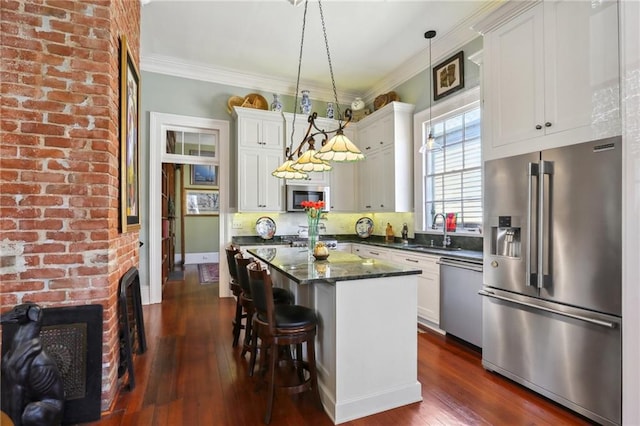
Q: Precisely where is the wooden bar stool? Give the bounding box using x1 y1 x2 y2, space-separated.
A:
224 244 244 347
235 253 293 365
247 261 322 424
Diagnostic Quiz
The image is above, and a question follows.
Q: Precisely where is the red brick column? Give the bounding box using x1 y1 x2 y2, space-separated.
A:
1 0 141 411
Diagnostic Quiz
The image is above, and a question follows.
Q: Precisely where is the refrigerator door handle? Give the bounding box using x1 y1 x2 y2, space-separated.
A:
538 161 554 289
527 162 539 287
479 290 617 329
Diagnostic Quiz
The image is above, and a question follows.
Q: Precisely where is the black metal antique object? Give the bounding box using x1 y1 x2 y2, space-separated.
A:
1 302 64 426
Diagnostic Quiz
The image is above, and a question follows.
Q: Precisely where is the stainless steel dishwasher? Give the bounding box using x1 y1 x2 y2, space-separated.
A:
439 257 483 348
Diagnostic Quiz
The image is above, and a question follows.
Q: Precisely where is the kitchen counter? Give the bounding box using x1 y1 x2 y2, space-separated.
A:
246 246 422 424
248 246 422 285
234 235 483 261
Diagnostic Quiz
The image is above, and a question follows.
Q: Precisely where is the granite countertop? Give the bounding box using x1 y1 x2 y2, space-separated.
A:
234 235 483 262
247 246 422 285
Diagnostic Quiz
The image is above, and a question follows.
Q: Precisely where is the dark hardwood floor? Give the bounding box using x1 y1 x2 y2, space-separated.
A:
85 265 594 425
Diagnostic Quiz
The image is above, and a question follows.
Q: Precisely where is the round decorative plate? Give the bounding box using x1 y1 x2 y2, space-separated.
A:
256 216 276 240
355 217 374 238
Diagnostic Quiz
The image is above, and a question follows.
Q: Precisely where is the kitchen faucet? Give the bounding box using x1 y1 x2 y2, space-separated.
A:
432 213 451 248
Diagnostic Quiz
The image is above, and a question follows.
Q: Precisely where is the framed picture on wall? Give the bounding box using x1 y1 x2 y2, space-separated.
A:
185 189 219 216
119 35 141 233
433 51 465 101
190 164 218 186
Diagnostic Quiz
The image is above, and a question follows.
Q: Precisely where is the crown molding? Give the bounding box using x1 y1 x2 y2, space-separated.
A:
472 0 540 35
140 54 362 104
140 1 504 107
362 0 504 104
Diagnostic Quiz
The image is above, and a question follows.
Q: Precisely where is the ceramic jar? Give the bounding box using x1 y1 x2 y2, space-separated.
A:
300 90 311 114
326 102 335 119
271 94 282 112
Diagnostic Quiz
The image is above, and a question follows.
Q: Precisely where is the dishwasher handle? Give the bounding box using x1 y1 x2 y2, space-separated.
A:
438 258 483 272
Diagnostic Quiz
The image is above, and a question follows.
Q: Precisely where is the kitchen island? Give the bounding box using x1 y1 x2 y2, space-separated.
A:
247 246 423 424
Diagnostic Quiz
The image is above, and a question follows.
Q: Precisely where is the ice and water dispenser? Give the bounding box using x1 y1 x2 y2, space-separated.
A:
490 216 521 258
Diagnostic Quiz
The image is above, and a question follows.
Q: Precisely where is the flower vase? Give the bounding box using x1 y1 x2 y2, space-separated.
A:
307 222 318 256
300 90 311 114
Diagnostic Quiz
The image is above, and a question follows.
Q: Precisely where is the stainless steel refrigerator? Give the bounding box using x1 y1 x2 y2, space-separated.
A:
481 137 622 426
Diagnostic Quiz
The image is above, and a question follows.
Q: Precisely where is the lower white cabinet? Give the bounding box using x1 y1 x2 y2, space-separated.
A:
391 251 440 328
351 244 390 259
334 243 352 253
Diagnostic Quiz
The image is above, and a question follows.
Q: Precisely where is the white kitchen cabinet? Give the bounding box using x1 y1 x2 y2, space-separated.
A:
233 107 285 212
481 0 620 160
328 126 357 212
334 243 352 253
351 243 391 259
391 251 441 328
237 107 284 150
356 102 414 212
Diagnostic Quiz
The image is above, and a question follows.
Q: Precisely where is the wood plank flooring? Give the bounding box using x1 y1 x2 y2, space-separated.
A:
84 265 594 425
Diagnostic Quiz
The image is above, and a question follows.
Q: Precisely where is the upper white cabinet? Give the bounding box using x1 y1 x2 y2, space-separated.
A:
233 107 285 212
480 0 620 160
356 102 415 212
329 125 358 212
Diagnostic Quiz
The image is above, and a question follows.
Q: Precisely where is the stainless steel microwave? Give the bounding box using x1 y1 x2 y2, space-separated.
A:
286 185 330 212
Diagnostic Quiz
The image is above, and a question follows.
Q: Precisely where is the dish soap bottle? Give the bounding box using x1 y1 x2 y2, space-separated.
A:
385 223 394 243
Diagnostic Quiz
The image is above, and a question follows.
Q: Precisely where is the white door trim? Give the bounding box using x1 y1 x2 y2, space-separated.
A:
148 112 230 304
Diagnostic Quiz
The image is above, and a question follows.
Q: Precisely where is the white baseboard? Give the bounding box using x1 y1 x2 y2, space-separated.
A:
179 252 219 265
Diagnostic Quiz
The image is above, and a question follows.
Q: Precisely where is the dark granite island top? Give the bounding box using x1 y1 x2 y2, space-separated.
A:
247 246 422 285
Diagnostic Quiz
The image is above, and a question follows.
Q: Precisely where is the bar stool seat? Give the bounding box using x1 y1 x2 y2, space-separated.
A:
247 261 321 424
234 253 292 363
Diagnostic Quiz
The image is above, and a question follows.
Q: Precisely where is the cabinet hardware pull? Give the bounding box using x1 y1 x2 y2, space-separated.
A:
405 258 419 263
535 124 542 130
545 122 552 127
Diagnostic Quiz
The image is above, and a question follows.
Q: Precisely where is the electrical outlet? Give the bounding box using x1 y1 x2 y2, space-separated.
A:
232 221 243 229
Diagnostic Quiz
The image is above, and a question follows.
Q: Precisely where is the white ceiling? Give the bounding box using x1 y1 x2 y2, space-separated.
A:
140 0 500 101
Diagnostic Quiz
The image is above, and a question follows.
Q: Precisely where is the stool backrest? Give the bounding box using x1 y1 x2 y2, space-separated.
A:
225 245 241 281
234 253 254 296
247 261 275 334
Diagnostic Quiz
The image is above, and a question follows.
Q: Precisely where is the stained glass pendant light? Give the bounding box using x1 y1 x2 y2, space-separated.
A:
272 0 364 179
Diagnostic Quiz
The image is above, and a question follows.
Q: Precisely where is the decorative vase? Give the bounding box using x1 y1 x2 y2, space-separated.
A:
300 90 311 114
270 94 282 112
326 102 335 119
307 222 318 256
351 97 365 111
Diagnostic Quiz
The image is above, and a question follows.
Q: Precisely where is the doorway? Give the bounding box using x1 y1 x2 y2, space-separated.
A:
148 112 231 304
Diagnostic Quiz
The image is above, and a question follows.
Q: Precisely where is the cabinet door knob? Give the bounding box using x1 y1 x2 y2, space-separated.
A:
545 122 552 127
535 124 542 130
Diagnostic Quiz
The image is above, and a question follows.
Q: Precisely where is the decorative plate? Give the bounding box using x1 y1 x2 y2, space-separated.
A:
256 216 276 240
355 217 374 238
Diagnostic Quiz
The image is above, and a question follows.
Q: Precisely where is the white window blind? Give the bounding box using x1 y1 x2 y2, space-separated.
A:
422 105 482 232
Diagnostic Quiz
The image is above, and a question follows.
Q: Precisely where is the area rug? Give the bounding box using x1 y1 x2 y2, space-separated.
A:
198 263 219 284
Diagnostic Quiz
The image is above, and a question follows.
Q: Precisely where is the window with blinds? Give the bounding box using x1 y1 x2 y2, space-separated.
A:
422 105 482 232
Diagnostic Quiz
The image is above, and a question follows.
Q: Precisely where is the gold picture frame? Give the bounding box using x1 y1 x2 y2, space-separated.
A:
119 35 141 232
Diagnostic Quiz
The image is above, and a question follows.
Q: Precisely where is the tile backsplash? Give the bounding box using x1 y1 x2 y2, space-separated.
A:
232 212 415 239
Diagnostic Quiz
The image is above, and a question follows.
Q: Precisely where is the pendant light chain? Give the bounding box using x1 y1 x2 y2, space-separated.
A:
290 0 310 152
317 0 342 120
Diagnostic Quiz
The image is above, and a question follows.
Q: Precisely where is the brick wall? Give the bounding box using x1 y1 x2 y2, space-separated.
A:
0 0 140 411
